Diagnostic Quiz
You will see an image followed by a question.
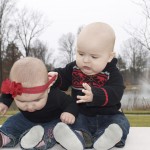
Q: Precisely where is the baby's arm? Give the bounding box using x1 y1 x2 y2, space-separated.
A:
52 62 75 90
0 94 13 115
56 88 78 124
0 103 8 115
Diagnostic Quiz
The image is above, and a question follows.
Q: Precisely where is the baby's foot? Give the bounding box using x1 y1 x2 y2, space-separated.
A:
20 125 44 149
53 122 84 150
93 123 123 150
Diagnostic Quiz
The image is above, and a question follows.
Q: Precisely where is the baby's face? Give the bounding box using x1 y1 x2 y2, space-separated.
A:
14 90 49 112
76 42 114 75
76 22 115 75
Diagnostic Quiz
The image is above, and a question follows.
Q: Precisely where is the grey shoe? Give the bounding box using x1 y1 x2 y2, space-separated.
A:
53 122 84 150
20 125 44 149
93 123 123 150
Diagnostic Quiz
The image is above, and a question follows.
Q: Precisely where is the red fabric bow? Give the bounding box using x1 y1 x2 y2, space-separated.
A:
1 75 56 98
1 79 23 98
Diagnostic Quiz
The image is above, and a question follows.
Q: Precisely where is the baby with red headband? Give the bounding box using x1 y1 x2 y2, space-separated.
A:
0 57 78 149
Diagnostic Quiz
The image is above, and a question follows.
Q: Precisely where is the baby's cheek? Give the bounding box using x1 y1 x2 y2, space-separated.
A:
37 101 46 109
16 103 24 110
15 101 19 108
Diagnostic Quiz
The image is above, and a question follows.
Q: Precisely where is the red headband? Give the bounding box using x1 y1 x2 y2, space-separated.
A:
1 75 56 98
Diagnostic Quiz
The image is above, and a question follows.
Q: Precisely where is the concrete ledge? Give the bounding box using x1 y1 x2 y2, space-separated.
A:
1 127 150 150
111 127 150 150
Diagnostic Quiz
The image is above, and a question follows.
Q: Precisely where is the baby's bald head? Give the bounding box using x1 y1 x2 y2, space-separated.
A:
10 57 48 88
77 22 116 53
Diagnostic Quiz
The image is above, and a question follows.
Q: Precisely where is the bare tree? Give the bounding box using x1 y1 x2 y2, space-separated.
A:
15 8 48 56
121 38 149 84
58 32 75 65
29 39 53 65
54 26 84 68
126 0 150 51
117 54 127 71
0 0 17 85
2 42 22 79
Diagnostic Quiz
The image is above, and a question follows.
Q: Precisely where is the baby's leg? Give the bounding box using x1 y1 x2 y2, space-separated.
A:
0 112 33 148
20 119 59 150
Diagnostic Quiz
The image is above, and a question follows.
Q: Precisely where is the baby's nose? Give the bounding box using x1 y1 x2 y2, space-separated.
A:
83 56 90 62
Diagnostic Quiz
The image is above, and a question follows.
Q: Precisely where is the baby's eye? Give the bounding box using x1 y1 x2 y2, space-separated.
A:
79 53 84 56
34 99 41 102
92 56 98 59
19 101 26 103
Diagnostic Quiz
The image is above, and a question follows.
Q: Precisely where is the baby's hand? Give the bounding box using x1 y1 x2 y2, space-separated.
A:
76 83 93 103
60 112 75 124
0 103 8 115
48 72 58 86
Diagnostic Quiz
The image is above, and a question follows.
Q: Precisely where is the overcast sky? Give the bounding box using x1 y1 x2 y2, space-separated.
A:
17 0 142 54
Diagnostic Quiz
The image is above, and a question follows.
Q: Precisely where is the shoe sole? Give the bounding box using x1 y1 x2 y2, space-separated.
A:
20 125 44 149
93 123 123 150
53 122 83 150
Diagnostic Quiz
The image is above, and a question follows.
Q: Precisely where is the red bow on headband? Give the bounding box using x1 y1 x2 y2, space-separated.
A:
1 75 56 98
1 79 22 97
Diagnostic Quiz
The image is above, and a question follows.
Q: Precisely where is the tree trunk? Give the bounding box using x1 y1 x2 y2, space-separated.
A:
0 39 3 86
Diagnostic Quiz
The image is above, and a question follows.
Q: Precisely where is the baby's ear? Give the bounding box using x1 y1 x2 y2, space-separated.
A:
108 51 115 62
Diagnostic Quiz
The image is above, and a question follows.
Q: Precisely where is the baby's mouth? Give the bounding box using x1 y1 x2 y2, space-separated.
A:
83 66 91 70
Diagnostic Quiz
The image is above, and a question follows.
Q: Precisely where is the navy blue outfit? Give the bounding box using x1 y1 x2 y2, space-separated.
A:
54 58 130 148
0 87 78 149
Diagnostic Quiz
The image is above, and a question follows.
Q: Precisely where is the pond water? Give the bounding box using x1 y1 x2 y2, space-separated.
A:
121 83 150 110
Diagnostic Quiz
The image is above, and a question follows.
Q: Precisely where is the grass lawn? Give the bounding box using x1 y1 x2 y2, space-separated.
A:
124 109 150 127
125 114 150 127
0 110 150 127
0 110 18 124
